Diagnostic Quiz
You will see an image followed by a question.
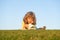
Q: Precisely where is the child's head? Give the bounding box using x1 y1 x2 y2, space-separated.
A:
23 11 36 25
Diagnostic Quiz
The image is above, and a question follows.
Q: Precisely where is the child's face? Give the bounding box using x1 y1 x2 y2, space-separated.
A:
27 18 33 24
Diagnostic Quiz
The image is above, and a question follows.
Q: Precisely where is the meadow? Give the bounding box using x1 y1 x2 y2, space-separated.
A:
0 30 60 40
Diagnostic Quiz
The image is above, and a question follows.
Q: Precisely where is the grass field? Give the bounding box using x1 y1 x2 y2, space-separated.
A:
0 30 60 40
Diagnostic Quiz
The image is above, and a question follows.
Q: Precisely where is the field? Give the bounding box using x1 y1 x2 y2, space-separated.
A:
0 30 60 40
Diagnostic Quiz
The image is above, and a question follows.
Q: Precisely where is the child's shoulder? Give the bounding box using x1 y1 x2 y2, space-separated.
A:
22 21 24 25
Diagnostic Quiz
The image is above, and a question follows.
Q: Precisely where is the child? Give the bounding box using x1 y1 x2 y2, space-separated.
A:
22 11 36 30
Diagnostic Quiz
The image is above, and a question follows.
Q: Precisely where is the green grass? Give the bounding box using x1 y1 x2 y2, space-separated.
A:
0 30 60 40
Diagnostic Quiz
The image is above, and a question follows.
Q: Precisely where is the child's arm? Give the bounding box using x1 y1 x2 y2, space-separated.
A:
22 21 28 30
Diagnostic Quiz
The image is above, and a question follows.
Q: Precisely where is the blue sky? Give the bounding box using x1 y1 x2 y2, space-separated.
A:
0 0 60 30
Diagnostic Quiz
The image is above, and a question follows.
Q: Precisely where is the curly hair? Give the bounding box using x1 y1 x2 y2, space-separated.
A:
23 11 36 25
